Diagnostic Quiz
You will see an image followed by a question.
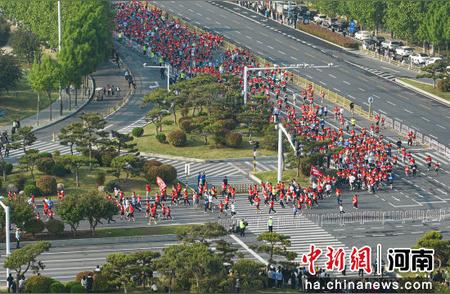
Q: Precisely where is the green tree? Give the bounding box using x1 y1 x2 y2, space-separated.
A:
176 223 228 244
28 55 59 121
0 15 10 46
59 155 92 187
416 231 450 269
0 50 22 93
58 122 84 155
156 243 226 293
102 251 160 293
57 194 83 235
417 60 449 88
11 126 37 153
18 149 40 180
77 113 108 170
9 28 40 64
79 191 118 236
9 198 36 230
231 259 266 291
4 241 51 286
345 0 385 33
420 1 450 54
110 131 137 155
111 155 141 180
255 232 297 263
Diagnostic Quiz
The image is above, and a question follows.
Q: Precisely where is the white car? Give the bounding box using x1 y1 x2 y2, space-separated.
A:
354 31 372 41
425 57 442 66
410 53 430 65
395 46 414 57
313 14 326 24
381 40 402 50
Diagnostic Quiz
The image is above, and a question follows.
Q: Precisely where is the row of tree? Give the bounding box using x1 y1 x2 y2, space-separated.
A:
312 0 450 52
4 223 298 293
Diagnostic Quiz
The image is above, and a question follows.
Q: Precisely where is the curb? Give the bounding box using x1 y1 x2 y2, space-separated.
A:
395 78 450 107
140 151 206 163
205 155 277 164
32 75 96 133
248 173 262 184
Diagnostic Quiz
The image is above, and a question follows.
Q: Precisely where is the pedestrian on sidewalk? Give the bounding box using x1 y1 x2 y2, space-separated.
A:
239 218 247 237
268 216 273 232
15 228 22 249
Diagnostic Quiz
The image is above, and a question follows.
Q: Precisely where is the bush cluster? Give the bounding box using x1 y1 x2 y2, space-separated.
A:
167 129 187 147
179 118 196 133
24 275 55 293
95 171 106 186
225 132 243 148
46 219 65 236
155 133 167 144
104 180 121 193
436 79 449 92
24 184 41 197
0 162 13 175
143 160 177 183
297 23 359 49
131 127 144 137
36 176 57 196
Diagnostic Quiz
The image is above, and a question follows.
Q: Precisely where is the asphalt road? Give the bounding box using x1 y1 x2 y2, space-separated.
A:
156 0 450 148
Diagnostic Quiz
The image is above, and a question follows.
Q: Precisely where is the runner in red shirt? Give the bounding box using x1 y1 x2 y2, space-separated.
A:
352 194 359 209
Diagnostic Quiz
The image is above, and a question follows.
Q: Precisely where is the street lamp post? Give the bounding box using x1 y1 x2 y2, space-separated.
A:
275 122 297 182
242 63 334 104
143 63 171 92
0 200 11 281
58 0 63 117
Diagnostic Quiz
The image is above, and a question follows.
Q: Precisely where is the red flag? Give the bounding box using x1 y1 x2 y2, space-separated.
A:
156 177 167 192
310 165 323 177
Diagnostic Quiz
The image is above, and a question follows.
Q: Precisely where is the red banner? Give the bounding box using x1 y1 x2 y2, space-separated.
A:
156 176 167 192
310 165 323 177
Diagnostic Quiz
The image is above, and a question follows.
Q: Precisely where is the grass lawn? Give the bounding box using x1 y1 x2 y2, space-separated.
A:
253 169 310 186
0 74 58 126
135 113 276 160
399 78 450 102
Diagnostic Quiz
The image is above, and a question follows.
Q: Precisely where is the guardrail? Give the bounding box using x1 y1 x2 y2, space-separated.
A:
139 4 450 159
304 208 450 226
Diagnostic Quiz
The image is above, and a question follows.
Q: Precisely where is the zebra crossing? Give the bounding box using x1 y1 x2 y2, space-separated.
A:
233 204 357 276
7 140 75 160
117 116 149 134
363 67 396 81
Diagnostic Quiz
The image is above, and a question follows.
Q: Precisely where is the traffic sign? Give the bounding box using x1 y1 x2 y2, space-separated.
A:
368 96 374 104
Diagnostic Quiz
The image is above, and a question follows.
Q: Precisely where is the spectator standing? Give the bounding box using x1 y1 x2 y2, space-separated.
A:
7 273 14 293
15 228 22 249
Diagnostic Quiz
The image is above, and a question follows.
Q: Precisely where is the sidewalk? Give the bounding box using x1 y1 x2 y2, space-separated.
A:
0 77 94 134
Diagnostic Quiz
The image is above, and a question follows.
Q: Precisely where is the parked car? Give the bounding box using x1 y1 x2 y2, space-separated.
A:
395 46 414 57
313 14 326 24
371 36 385 45
381 40 403 50
410 53 430 65
336 20 348 32
354 30 372 41
322 17 338 27
425 57 443 66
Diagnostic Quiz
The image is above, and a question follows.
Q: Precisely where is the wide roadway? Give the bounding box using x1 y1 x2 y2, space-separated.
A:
156 0 450 148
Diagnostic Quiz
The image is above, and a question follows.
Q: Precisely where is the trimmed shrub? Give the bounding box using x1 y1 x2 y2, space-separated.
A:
49 282 66 293
51 163 70 177
297 23 359 49
104 180 121 193
70 284 86 293
46 219 65 236
75 271 94 282
24 219 45 237
158 164 178 183
225 132 243 147
216 119 238 131
212 128 229 146
65 281 78 293
0 162 13 175
179 119 195 133
436 79 449 92
132 127 144 137
144 160 163 168
144 165 159 183
24 184 41 197
37 157 56 175
38 152 53 158
15 175 27 191
155 133 167 144
36 176 57 196
24 275 55 293
167 129 187 147
93 273 111 292
95 171 106 186
100 150 119 167
263 125 277 151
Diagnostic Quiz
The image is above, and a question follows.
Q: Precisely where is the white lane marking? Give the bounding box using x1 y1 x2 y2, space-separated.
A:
316 68 322 72
278 50 287 55
378 109 387 115
436 124 447 129
343 80 351 85
333 88 341 92
196 12 202 16
305 74 313 79
290 56 298 60
386 100 396 106
348 95 355 100
319 81 327 86
380 66 400 73
421 116 430 122
267 45 274 49
289 45 297 50
404 108 413 114
245 35 252 39
256 40 263 44
188 8 194 12
230 234 268 265
358 87 366 92
328 74 337 79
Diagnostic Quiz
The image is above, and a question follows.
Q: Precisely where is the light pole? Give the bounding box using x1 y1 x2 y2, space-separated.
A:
0 199 11 281
243 63 334 104
275 122 297 182
368 96 374 117
58 0 63 117
143 63 171 92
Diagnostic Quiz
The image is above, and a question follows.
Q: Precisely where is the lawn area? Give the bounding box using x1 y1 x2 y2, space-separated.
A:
253 169 310 186
135 113 276 160
0 73 58 126
96 224 190 238
399 78 450 102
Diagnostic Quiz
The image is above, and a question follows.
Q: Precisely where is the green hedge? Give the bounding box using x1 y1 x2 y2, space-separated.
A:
167 129 187 147
24 276 55 293
36 176 57 196
225 132 243 148
132 127 144 137
156 133 167 144
297 23 359 49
